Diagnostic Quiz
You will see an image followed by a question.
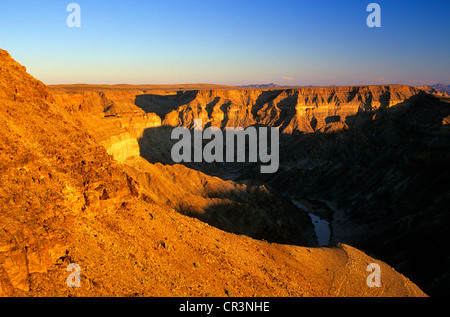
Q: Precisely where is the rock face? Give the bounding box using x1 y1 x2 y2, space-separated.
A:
131 86 419 133
51 90 162 163
0 48 428 297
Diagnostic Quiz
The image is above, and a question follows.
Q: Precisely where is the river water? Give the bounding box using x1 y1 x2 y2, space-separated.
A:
291 200 331 246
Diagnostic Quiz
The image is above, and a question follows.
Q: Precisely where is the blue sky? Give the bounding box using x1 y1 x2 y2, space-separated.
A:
0 0 449 86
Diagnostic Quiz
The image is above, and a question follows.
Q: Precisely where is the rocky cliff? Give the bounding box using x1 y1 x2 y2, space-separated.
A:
0 50 137 294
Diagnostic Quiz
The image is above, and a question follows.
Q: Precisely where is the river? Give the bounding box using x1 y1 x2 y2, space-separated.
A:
291 199 331 246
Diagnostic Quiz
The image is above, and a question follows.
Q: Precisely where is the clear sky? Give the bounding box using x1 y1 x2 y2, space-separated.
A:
0 0 449 86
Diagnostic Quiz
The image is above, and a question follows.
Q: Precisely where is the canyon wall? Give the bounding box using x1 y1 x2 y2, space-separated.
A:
134 85 420 134
50 84 422 167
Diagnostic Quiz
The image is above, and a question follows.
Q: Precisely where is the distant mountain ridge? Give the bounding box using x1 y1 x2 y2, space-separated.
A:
431 83 450 94
416 84 450 97
240 83 450 94
238 83 291 88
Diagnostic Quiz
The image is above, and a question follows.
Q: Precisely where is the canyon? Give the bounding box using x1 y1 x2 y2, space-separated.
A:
1 48 448 297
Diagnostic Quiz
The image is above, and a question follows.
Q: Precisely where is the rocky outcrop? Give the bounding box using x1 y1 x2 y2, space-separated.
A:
0 49 142 295
0 50 52 103
51 91 162 163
